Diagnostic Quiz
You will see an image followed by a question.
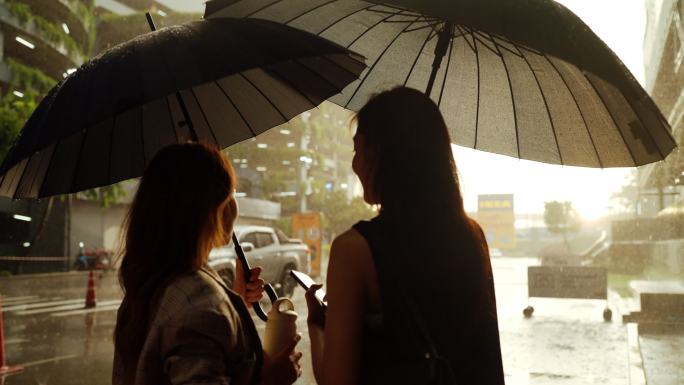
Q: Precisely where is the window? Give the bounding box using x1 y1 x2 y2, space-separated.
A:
276 228 290 244
256 232 275 248
674 7 684 70
241 232 258 248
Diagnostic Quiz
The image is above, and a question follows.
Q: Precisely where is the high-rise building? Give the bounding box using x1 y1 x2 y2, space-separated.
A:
639 0 684 215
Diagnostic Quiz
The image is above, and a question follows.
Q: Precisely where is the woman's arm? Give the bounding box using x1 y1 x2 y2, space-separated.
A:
309 229 372 385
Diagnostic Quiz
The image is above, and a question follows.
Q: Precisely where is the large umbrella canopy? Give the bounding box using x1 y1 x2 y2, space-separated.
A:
0 17 365 199
206 0 676 168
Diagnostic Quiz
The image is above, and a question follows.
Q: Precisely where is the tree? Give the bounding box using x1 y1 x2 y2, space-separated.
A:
544 201 581 250
79 184 128 208
309 190 375 239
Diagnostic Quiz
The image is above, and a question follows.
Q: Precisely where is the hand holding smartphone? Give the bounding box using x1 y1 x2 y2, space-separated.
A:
290 270 327 308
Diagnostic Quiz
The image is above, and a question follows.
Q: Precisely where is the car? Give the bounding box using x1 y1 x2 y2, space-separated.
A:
208 225 310 297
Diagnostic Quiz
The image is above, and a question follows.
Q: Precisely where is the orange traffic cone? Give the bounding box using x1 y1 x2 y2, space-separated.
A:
0 296 23 376
85 270 97 309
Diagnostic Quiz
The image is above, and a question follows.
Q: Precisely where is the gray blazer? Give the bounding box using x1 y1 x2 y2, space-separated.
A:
112 267 263 385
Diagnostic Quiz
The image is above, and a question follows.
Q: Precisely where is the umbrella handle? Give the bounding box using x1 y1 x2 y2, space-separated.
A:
232 233 278 322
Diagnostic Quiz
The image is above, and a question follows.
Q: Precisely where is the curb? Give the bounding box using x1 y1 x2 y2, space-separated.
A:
627 323 647 385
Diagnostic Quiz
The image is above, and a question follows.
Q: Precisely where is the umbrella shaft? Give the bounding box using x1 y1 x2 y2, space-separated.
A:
425 22 454 96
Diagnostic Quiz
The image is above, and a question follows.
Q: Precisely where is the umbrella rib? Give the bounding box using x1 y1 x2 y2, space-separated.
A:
267 67 319 108
139 106 147 166
37 136 63 197
472 30 481 149
164 96 181 144
366 6 422 18
238 72 288 121
285 0 338 25
517 48 565 165
455 25 476 54
403 23 438 86
107 115 117 186
319 54 365 78
4 160 24 198
193 86 233 142
345 15 423 109
345 8 409 49
316 4 377 36
437 30 454 108
488 33 520 159
68 128 90 196
384 18 437 24
613 82 667 161
246 0 284 17
293 59 345 93
543 55 604 168
405 22 440 33
11 155 32 198
473 30 523 58
583 74 638 166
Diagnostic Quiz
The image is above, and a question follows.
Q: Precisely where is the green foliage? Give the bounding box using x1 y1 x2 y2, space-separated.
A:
0 61 56 162
67 0 98 53
6 1 84 58
0 92 38 162
309 190 375 239
80 184 128 208
544 201 581 248
6 58 57 94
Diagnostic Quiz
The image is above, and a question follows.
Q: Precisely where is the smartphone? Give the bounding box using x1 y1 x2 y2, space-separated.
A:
290 270 327 307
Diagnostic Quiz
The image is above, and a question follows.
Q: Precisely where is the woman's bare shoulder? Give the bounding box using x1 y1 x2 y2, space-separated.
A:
326 228 375 283
331 228 372 258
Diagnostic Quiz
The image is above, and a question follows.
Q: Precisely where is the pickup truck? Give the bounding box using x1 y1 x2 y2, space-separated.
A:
208 225 310 297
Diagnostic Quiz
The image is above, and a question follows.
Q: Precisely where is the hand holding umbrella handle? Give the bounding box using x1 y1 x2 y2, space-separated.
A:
232 233 278 321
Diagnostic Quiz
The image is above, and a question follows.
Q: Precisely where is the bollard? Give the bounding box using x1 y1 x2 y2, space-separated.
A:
85 271 97 309
0 296 23 376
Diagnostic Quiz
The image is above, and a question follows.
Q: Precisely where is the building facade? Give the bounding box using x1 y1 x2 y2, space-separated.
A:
640 0 684 214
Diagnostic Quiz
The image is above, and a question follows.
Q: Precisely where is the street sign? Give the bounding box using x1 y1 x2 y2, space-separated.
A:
528 266 607 299
292 212 322 277
477 194 516 249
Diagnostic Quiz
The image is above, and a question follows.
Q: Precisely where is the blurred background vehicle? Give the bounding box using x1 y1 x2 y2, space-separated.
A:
209 225 310 297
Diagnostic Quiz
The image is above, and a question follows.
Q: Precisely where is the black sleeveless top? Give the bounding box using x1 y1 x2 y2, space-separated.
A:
353 215 505 385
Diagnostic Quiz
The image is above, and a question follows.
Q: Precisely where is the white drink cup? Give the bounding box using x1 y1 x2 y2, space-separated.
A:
263 297 298 356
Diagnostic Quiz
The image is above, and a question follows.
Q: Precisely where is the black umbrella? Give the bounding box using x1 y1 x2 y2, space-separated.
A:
0 17 364 199
0 15 365 321
206 0 676 168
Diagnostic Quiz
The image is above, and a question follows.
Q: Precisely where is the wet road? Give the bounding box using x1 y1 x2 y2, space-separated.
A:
0 258 678 385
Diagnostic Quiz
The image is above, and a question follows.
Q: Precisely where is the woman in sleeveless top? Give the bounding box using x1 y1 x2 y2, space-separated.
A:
306 87 505 385
113 143 302 385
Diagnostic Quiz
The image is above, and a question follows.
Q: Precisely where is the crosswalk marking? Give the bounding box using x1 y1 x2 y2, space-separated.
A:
16 299 122 316
2 295 122 317
52 304 121 317
3 298 83 312
1 295 41 305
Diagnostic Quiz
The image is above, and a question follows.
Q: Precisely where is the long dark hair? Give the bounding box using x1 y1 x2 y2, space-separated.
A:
114 143 236 383
355 86 496 333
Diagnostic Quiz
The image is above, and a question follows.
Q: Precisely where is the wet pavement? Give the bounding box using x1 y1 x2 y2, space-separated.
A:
639 332 684 385
0 258 679 385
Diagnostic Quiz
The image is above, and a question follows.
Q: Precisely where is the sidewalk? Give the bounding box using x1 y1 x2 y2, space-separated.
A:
493 257 629 385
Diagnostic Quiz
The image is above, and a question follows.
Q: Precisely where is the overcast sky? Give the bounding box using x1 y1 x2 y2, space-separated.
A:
157 0 650 218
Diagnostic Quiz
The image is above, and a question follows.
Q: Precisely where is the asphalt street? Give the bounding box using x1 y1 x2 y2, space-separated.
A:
0 258 680 385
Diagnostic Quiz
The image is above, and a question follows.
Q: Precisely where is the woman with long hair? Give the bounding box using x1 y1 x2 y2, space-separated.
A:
113 143 301 385
306 87 504 385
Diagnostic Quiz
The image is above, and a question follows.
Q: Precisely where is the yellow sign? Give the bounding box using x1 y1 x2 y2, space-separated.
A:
292 212 322 277
477 194 516 249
